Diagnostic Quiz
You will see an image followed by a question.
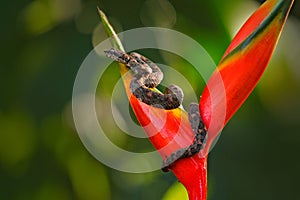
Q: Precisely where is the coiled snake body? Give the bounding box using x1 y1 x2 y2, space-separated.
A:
105 48 207 171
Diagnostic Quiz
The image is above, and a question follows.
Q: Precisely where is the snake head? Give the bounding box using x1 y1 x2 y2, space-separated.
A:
104 48 131 64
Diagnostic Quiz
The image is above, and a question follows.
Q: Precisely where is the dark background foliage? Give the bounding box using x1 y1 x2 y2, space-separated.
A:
0 0 299 199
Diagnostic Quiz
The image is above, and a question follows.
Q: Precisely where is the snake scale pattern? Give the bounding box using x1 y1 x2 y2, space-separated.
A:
105 48 207 171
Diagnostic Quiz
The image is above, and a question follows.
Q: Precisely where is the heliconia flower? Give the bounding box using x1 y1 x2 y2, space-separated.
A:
200 0 295 153
99 0 294 199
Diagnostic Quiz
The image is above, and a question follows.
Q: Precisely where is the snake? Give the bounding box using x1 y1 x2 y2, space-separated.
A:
104 48 207 171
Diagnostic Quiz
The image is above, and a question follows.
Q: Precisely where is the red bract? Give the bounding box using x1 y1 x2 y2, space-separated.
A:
200 0 294 152
101 0 294 199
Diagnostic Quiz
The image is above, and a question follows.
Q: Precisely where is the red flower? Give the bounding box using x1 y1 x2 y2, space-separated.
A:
100 0 294 199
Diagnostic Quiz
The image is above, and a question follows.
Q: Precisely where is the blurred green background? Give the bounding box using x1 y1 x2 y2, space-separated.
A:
1 0 299 199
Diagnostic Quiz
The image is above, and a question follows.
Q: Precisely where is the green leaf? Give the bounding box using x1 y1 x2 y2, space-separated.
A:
162 182 188 200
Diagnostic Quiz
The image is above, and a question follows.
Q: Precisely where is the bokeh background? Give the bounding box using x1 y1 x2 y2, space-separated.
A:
1 0 300 199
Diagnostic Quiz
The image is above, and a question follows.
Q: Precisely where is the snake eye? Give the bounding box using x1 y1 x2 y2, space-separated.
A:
123 55 130 63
